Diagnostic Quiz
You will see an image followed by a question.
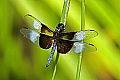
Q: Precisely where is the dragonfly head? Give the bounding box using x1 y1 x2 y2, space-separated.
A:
56 23 65 32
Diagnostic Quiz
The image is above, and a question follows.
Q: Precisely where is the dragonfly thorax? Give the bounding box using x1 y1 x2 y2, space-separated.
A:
53 23 65 39
53 32 60 40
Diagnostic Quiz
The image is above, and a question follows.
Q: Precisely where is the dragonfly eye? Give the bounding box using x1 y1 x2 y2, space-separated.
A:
57 23 65 31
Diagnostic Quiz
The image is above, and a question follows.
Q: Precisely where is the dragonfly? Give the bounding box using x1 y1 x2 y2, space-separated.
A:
20 14 98 67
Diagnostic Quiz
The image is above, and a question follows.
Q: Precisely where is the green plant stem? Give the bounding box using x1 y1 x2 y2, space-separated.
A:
60 0 70 25
76 0 85 80
52 53 59 80
52 0 70 80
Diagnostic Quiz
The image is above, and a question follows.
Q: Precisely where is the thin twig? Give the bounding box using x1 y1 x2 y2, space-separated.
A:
76 0 85 80
52 0 70 80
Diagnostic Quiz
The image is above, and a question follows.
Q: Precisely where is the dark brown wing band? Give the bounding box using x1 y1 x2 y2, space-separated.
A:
41 23 53 36
57 39 74 54
39 34 53 49
60 32 76 40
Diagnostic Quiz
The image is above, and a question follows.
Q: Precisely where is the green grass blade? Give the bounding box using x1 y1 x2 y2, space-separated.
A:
60 0 70 25
52 0 70 80
76 0 85 80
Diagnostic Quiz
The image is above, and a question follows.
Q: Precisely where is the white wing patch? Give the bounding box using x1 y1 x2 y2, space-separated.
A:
75 31 85 41
29 30 39 43
33 20 41 29
20 28 39 43
73 42 85 53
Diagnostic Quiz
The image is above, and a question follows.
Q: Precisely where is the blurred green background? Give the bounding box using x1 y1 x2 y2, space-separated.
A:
0 0 120 80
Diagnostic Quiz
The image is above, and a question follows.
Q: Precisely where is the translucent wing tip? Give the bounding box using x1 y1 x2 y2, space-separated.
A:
73 42 97 54
83 43 97 53
89 43 97 51
24 14 42 30
20 28 27 36
89 30 98 37
24 14 33 18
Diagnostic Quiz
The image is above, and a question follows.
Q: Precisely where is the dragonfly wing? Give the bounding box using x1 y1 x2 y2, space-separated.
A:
33 19 41 30
24 14 42 31
39 34 54 49
57 39 74 54
24 14 54 36
40 23 53 36
72 42 97 54
60 30 98 41
73 30 98 41
56 39 97 54
60 32 76 40
20 28 39 44
73 42 84 53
